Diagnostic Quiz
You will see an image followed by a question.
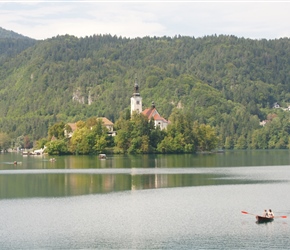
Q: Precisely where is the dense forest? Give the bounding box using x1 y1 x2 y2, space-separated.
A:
1 27 290 151
0 27 36 64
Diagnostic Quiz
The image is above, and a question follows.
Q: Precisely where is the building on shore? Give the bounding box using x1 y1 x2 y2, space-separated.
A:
130 78 168 130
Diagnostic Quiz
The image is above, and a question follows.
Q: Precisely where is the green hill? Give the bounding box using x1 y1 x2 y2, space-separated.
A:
0 27 36 64
1 32 290 149
0 27 31 39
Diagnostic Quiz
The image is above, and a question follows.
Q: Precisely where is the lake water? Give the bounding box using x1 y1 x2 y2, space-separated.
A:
0 150 290 249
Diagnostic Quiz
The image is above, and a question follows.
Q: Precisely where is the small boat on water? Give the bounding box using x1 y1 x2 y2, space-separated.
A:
99 154 106 159
242 210 287 223
256 215 274 223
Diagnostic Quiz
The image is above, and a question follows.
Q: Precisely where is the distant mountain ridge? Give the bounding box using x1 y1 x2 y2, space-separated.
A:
0 27 36 64
0 27 32 39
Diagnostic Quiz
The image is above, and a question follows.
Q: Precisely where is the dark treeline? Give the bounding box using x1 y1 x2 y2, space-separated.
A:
1 28 290 150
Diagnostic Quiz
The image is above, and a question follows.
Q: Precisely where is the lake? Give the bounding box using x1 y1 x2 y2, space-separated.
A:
0 150 290 249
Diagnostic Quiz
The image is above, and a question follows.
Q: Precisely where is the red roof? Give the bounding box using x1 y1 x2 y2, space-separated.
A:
142 108 168 122
67 123 77 131
97 117 114 126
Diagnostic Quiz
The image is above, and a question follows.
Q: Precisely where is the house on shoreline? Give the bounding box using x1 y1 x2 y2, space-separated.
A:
65 117 116 138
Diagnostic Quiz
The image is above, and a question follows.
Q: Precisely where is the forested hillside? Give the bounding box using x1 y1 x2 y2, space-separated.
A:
0 27 31 39
1 30 290 149
0 27 36 64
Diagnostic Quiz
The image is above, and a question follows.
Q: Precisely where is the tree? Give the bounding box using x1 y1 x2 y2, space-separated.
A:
35 138 48 150
23 135 33 149
48 122 65 140
0 133 10 151
235 135 247 149
69 127 92 154
114 120 133 153
86 116 98 127
46 139 68 155
193 122 219 151
94 135 108 153
224 136 234 149
157 133 185 153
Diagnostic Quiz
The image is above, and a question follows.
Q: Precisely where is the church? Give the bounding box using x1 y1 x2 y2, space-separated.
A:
130 78 169 130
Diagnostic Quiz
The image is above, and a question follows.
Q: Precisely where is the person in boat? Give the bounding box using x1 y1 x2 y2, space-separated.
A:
262 209 269 217
268 209 274 218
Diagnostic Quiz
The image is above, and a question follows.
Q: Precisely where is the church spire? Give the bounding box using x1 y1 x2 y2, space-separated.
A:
130 76 142 115
133 76 140 96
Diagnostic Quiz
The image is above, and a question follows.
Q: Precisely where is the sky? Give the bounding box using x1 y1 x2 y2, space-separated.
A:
1 0 290 40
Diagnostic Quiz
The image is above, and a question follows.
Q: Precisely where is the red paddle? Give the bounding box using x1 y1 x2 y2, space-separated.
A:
241 210 256 216
241 210 287 218
275 215 287 218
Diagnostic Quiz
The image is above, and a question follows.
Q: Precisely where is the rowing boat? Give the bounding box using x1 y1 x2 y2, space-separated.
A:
256 215 274 223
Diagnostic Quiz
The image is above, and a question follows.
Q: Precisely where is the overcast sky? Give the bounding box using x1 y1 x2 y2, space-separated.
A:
1 1 290 40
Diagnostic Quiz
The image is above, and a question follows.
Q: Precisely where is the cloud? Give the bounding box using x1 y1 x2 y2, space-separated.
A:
0 2 290 40
0 2 167 39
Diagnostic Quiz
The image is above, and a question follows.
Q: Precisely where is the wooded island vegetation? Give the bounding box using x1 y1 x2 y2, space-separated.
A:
1 27 290 154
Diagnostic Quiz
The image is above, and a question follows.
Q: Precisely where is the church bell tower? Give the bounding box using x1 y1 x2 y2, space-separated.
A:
130 77 142 115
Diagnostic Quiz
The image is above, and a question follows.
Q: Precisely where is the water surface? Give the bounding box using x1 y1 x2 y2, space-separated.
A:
0 151 289 249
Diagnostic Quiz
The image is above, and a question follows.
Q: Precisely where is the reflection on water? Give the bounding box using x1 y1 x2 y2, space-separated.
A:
1 151 290 249
1 170 285 199
0 151 290 198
